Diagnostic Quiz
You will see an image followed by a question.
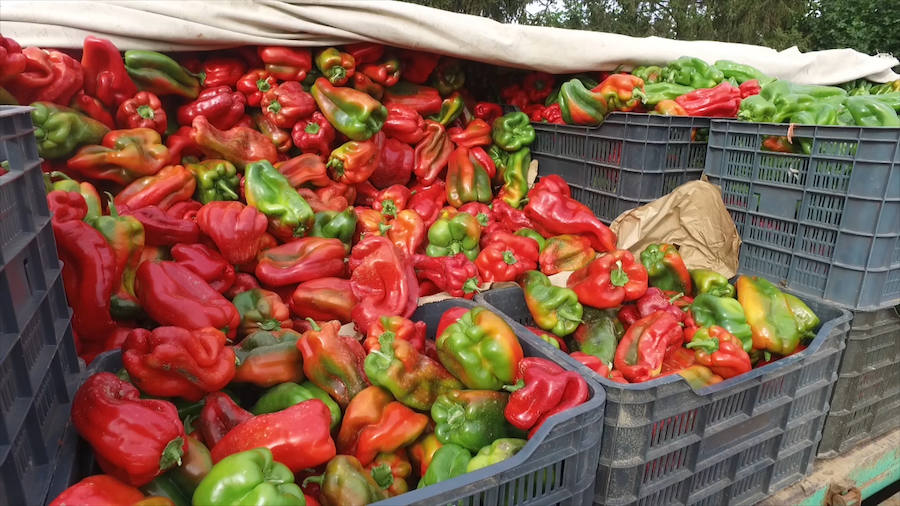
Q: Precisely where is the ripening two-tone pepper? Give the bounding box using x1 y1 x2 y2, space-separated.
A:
253 381 342 431
426 210 482 261
685 326 752 379
124 50 202 99
297 319 369 409
89 196 145 320
567 249 648 309
520 270 583 337
557 78 608 125
640 243 692 294
255 237 346 287
570 307 624 368
312 77 387 141
446 146 495 208
231 329 305 387
67 128 169 185
736 276 819 355
245 160 315 240
436 306 524 390
31 102 109 159
538 234 595 275
337 386 428 466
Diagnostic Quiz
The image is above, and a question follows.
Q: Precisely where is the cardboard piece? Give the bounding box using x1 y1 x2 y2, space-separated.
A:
610 180 741 277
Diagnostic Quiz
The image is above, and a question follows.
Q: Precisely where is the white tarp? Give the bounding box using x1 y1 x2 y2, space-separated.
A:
2 0 897 84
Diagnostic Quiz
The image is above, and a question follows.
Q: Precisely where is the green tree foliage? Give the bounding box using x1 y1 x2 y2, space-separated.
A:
402 0 532 23
806 0 900 56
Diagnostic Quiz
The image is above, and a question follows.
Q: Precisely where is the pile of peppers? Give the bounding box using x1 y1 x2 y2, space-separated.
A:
21 34 610 506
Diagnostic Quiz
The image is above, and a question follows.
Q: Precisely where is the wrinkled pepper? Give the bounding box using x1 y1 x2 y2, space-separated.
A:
45 171 103 220
80 36 137 108
233 288 292 337
186 159 239 204
674 82 742 117
567 249 647 309
191 115 278 169
31 101 109 159
640 243 692 294
492 111 536 151
297 319 369 408
348 236 419 333
90 196 145 320
336 386 428 466
327 133 384 184
432 389 512 452
525 175 617 253
475 231 540 283
538 234 596 275
504 357 589 437
520 270 583 337
414 119 454 184
309 455 388 506
613 311 683 383
383 81 443 116
429 91 465 126
245 160 315 240
196 391 253 450
171 243 235 294
67 128 169 185
114 164 195 211
496 147 530 209
127 205 200 246
290 277 357 324
663 56 724 89
124 50 201 99
685 326 752 379
448 118 492 148
196 200 268 265
436 306 524 389
232 329 304 387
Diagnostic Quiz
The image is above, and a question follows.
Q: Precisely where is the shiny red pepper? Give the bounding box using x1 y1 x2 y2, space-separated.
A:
613 311 684 383
398 50 440 84
116 91 167 133
262 81 316 128
201 56 246 88
7 47 83 105
567 249 648 308
81 36 138 108
504 357 589 438
448 118 492 148
275 153 331 188
370 137 414 188
383 104 427 144
114 164 196 211
541 103 565 124
685 326 752 379
258 46 312 81
407 180 447 227
290 277 358 324
0 35 26 84
349 236 419 333
124 205 200 246
525 175 617 253
236 68 277 107
675 82 742 117
171 243 236 294
178 85 247 130
475 231 540 282
414 120 454 184
474 102 503 125
196 391 252 449
255 237 347 287
196 200 269 266
413 253 483 299
292 111 336 160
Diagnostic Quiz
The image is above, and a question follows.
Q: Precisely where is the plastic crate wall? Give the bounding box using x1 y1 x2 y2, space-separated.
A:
52 299 606 506
532 113 710 223
476 286 850 506
704 120 900 310
817 306 900 457
0 106 83 506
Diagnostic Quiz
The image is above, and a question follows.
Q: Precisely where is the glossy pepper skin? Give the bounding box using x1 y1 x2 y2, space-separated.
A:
116 91 167 133
384 81 443 115
127 205 200 246
311 77 387 141
468 438 527 472
348 236 419 333
538 234 595 275
311 208 357 249
176 86 246 132
212 400 336 473
678 365 724 389
414 119 454 184
290 277 357 324
426 210 482 261
430 91 466 126
364 330 463 411
233 288 292 337
67 128 169 185
845 96 900 127
557 78 608 125
636 82 695 106
736 276 814 355
7 47 84 105
525 175 617 253
254 111 293 155
79 36 137 108
446 146 495 207
596 73 645 112
690 269 735 298
245 160 315 240
260 81 316 129
383 103 427 144
191 115 278 169
571 308 624 367
520 270 583 337
614 311 684 383
418 444 472 489
414 253 483 299
312 455 388 506
135 261 241 340
713 60 774 85
293 112 336 160
124 50 201 99
115 164 196 211
194 448 306 506
232 329 304 387
568 249 648 309
337 386 428 466
662 56 724 89
437 306 524 389
364 315 427 354
685 326 752 379
89 196 146 320
448 118 491 148
122 326 235 401
640 243 693 294
476 231 540 282
675 82 742 117
31 102 109 159
186 159 240 204
255 237 347 286
196 391 253 451
315 47 356 86
196 200 268 265
327 133 384 184
505 357 590 437
72 372 187 486
253 381 342 431
495 147 530 209
432 390 511 452
259 46 312 81
298 320 369 408
49 475 146 506
492 111 536 151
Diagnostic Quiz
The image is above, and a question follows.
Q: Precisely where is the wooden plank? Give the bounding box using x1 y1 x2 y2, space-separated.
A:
761 429 900 506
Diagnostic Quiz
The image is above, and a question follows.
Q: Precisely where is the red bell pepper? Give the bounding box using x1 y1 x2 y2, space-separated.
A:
123 326 236 401
372 184 413 216
346 42 385 65
165 125 202 165
407 180 447 227
258 46 312 81
349 236 419 333
383 104 427 144
70 91 117 129
171 243 236 294
613 311 684 383
336 386 428 466
201 56 246 88
292 111 336 160
211 400 336 472
523 104 546 122
124 205 200 246
177 85 247 130
474 102 503 125
475 231 540 282
352 71 385 99
398 50 440 84
255 237 347 287
114 164 196 211
116 91 166 133
459 202 497 233
81 36 137 108
49 475 145 506
636 287 691 323
413 253 483 299
196 200 269 265
491 198 534 232
593 74 645 112
567 250 648 308
275 153 331 188
523 72 555 103
541 103 565 124
364 315 427 354
290 277 358 324
196 391 253 449
7 47 83 105
0 35 26 84
261 81 316 128
72 372 187 486
370 137 415 188
191 116 278 169
448 118 492 148
504 357 589 437
570 351 610 376
298 319 369 408
361 54 401 87
675 82 742 117
135 261 241 339
384 82 442 115
525 175 617 253
538 234 596 275
236 68 277 107
327 132 384 184
47 190 88 223
739 79 762 99
414 120 454 184
251 111 292 154
685 326 752 379
315 47 356 86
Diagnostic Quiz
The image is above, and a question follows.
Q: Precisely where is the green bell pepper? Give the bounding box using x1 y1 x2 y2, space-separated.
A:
691 293 754 352
631 65 664 84
870 92 900 112
417 444 472 488
142 436 213 506
244 160 315 238
713 60 774 85
431 390 512 452
844 96 900 127
307 455 388 505
635 82 695 106
311 77 387 141
784 293 821 340
466 438 527 472
640 243 692 294
251 381 342 430
311 207 357 249
426 211 481 261
193 448 306 505
737 94 777 122
759 80 847 102
570 307 623 366
557 78 608 125
430 92 465 126
690 269 735 298
187 159 240 204
662 56 724 89
491 111 536 152
520 270 583 337
497 147 530 209
123 50 202 99
142 474 191 506
31 102 109 159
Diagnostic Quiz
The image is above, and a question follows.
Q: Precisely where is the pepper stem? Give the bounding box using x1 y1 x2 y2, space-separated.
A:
256 79 271 92
463 277 482 294
159 437 184 470
267 99 282 114
216 179 239 201
371 463 394 490
305 122 321 134
302 474 325 487
503 250 517 265
258 319 281 331
137 104 155 120
502 379 526 393
610 260 629 287
104 191 119 217
685 337 719 353
305 317 321 331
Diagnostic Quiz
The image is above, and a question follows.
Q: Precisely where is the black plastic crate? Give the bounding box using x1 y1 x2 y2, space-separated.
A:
818 307 900 457
532 113 711 223
52 299 606 506
704 120 900 311
476 285 851 506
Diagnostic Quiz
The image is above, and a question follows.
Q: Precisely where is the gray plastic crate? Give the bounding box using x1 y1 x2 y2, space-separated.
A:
704 120 900 311
53 298 606 506
0 105 83 506
476 285 851 506
818 306 900 457
532 113 710 223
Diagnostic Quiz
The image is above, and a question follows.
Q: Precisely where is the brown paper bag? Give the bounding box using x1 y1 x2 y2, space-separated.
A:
610 180 741 277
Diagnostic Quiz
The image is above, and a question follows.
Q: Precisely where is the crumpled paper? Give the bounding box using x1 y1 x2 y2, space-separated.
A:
610 180 741 277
